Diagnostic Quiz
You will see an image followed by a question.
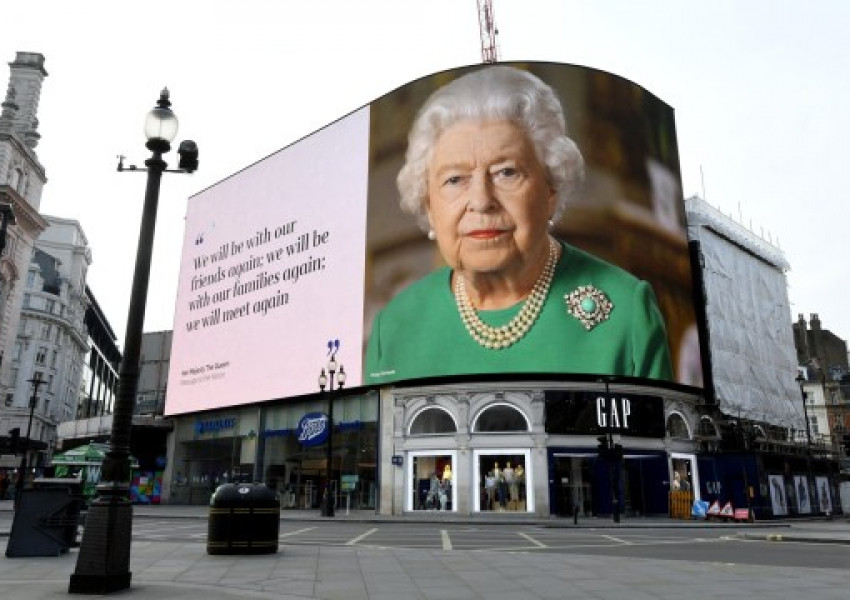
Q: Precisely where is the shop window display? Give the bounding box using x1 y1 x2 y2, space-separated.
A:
261 393 378 511
412 455 453 510
479 454 527 512
670 457 693 491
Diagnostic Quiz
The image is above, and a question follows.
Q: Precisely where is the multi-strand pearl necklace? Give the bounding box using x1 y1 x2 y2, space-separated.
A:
454 238 559 349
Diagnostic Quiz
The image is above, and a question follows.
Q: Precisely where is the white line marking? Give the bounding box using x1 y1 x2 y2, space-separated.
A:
601 534 633 545
518 532 547 548
346 528 379 545
279 527 316 538
441 529 453 550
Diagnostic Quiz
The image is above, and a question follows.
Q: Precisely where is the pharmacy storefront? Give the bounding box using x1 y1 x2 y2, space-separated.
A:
164 390 379 507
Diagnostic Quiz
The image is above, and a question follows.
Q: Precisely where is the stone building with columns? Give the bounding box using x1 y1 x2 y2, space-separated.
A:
0 52 50 399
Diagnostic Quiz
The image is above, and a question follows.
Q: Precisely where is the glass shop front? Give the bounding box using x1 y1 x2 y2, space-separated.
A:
168 390 378 508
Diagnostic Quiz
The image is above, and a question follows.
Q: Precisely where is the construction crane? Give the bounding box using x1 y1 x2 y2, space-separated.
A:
477 0 499 63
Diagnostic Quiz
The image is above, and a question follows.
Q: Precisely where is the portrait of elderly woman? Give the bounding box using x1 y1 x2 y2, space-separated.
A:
365 65 677 384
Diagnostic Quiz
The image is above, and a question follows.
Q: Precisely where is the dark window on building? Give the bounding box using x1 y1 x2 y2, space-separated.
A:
474 405 528 432
410 407 456 435
666 413 690 439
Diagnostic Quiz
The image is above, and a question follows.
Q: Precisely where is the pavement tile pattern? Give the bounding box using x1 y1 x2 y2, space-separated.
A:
1 501 849 599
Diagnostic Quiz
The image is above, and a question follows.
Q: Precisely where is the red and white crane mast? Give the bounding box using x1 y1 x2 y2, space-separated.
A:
477 0 500 63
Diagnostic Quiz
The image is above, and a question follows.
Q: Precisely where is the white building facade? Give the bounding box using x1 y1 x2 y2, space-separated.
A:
0 53 51 481
2 216 91 474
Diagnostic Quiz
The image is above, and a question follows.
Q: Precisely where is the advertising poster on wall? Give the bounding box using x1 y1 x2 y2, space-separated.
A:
793 475 811 514
768 474 787 516
815 476 832 514
165 62 703 416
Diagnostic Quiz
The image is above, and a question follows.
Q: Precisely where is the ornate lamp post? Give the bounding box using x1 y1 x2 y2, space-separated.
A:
796 373 813 447
70 89 197 595
14 373 46 506
795 372 818 515
318 351 345 517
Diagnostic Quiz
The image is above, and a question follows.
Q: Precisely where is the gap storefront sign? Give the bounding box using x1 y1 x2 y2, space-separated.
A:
544 390 665 437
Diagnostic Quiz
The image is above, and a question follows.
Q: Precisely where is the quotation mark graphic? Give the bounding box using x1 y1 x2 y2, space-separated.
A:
195 221 216 245
327 339 340 357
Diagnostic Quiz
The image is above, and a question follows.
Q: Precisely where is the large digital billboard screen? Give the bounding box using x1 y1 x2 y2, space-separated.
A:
165 62 703 416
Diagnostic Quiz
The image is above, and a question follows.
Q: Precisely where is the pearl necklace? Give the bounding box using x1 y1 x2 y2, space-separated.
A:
454 238 559 349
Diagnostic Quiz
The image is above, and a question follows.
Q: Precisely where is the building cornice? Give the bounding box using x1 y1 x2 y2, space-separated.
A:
0 131 46 180
0 184 49 235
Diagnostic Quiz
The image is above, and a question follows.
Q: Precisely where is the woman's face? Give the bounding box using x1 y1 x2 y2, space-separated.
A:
426 119 556 280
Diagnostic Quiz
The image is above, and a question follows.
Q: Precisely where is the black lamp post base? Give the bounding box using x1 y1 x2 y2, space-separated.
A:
68 501 133 594
69 572 132 595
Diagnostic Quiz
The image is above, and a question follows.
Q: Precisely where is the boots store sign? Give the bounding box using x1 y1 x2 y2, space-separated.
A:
544 390 665 438
296 412 330 446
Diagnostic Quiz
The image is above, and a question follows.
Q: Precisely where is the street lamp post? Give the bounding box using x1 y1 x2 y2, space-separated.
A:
15 373 46 506
318 354 345 517
597 377 621 523
70 89 197 595
605 379 622 523
795 372 818 515
796 373 813 447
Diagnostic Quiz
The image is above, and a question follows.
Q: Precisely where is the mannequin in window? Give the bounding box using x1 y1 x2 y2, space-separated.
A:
493 462 506 509
672 471 681 491
503 462 517 507
484 470 496 510
439 477 449 510
428 471 440 510
440 464 452 510
515 464 525 502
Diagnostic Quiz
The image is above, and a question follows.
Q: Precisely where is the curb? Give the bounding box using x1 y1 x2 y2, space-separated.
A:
738 532 850 545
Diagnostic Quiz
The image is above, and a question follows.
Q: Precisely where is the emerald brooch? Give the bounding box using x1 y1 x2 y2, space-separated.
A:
565 285 613 330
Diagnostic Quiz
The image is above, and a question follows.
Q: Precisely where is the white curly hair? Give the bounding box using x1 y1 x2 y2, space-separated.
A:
397 65 585 230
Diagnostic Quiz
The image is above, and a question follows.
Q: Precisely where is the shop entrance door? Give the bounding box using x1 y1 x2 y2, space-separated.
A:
552 455 593 517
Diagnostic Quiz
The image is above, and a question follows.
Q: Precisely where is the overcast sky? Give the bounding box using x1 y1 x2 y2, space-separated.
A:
3 0 850 347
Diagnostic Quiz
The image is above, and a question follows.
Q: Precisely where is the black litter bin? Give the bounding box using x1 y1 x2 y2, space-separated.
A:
207 483 280 555
6 477 85 557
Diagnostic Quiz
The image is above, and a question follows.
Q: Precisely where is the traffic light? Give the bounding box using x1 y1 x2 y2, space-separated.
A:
612 443 624 461
9 427 20 454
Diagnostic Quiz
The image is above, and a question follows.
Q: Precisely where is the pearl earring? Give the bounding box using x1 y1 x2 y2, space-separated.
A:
548 219 555 229
428 230 436 241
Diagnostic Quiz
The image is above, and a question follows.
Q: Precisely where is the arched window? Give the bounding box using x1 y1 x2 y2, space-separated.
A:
409 407 456 435
697 416 718 438
473 404 529 432
666 413 691 439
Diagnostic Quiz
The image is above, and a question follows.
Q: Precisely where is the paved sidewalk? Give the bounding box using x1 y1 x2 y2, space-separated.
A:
2 501 850 599
3 533 850 600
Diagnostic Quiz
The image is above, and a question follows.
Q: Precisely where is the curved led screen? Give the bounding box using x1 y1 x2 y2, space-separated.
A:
166 62 703 416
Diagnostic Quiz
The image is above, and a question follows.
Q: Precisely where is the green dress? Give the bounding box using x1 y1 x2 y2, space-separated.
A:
365 240 673 384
